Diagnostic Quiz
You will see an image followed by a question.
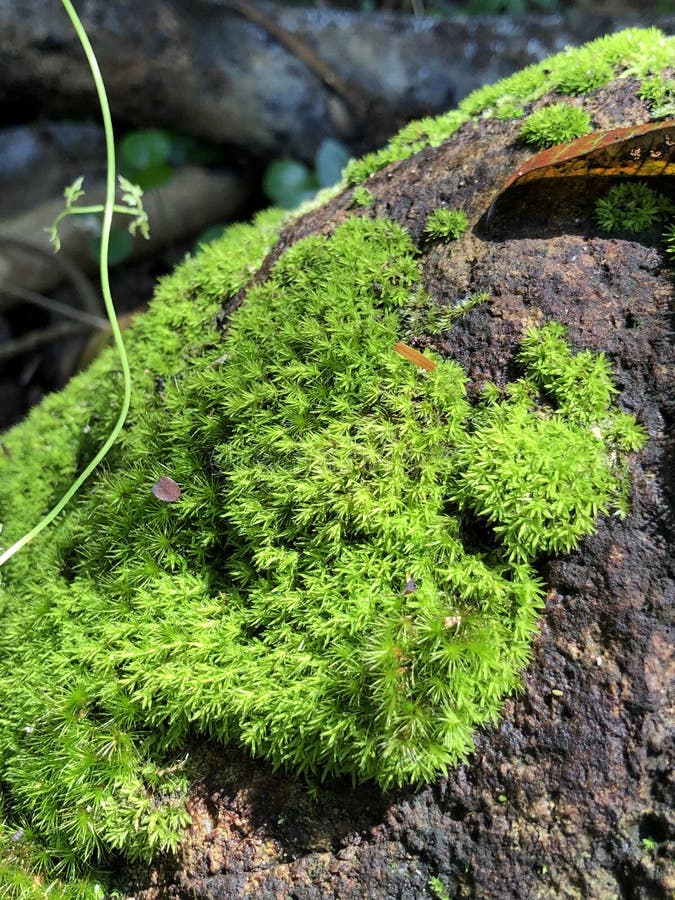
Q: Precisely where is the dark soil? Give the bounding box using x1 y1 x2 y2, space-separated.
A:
112 74 674 899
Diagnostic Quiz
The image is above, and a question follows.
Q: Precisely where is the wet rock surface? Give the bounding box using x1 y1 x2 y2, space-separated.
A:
117 76 673 899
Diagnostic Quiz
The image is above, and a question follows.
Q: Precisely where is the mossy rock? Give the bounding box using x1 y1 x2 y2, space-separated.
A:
1 28 674 899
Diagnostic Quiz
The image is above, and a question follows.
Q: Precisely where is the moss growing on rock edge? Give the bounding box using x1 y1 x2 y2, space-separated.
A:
343 27 674 186
518 103 593 149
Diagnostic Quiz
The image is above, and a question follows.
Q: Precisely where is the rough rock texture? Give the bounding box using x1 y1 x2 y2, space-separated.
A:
113 76 674 899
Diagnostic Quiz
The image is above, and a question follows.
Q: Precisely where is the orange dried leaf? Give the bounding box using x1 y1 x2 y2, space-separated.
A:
491 119 675 214
393 342 437 371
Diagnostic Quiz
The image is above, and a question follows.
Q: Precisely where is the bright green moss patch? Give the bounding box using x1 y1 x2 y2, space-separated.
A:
519 103 592 149
595 182 674 233
639 75 675 119
351 186 374 207
0 211 646 880
424 208 469 241
343 28 674 186
449 324 645 561
547 47 615 95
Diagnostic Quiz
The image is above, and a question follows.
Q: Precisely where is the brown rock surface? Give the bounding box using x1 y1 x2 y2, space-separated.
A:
117 75 674 899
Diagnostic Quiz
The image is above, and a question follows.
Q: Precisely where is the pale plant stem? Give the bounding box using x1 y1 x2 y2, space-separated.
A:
54 204 142 218
0 0 131 568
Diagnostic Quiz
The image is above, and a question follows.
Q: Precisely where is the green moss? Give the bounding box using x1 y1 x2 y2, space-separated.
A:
428 874 451 900
351 185 374 208
448 323 645 561
595 182 674 233
0 209 646 884
343 28 674 186
548 48 615 95
343 147 408 187
403 291 488 338
424 208 469 241
519 103 593 149
639 74 675 119
495 101 526 121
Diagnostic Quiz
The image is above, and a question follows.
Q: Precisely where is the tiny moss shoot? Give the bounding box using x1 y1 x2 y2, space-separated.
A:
664 222 675 259
595 181 674 233
429 875 451 900
519 103 592 149
638 75 675 119
424 208 469 241
351 186 374 207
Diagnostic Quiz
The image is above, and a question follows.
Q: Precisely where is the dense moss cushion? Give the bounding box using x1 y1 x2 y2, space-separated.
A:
0 27 665 879
0 214 644 868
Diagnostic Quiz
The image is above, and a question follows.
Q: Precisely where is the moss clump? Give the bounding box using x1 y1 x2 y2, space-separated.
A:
519 103 592 149
595 181 674 233
449 324 645 561
639 74 675 119
424 208 469 241
351 185 374 207
403 291 488 338
0 210 646 881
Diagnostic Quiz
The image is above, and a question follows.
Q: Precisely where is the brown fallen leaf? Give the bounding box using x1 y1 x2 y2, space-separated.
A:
489 118 675 219
393 342 437 371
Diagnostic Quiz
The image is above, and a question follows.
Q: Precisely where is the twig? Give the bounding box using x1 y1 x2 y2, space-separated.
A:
0 321 89 363
230 0 371 122
0 282 108 329
0 234 101 317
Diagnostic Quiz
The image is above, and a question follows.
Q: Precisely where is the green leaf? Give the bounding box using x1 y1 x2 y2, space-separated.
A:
131 162 174 192
63 175 85 208
117 175 144 207
89 226 134 266
314 137 351 188
165 132 221 165
262 159 318 208
45 222 62 252
120 129 172 170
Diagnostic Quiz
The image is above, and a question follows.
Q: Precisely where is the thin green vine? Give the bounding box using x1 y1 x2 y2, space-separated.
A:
0 0 143 569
